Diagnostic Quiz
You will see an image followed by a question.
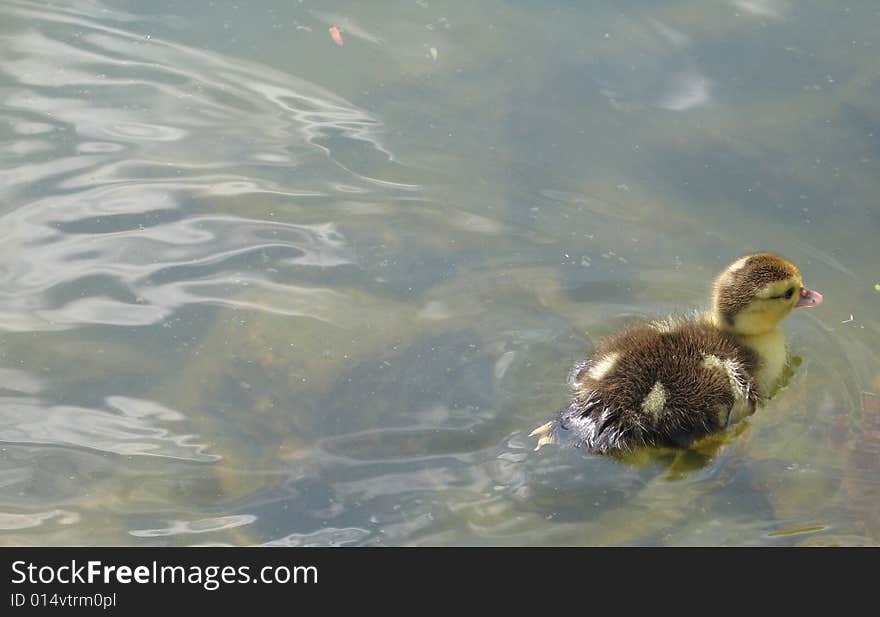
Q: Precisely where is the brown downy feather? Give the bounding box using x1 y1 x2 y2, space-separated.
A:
531 251 819 455
532 319 759 454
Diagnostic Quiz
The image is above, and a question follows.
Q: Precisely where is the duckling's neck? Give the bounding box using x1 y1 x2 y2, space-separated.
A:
735 328 787 396
707 312 788 396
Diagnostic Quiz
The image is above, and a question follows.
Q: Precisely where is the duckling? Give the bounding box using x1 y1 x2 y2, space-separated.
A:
531 252 823 454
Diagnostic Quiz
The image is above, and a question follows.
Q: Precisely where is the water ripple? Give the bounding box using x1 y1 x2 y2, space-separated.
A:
0 509 80 531
0 0 402 332
0 395 219 461
130 515 257 538
596 17 712 113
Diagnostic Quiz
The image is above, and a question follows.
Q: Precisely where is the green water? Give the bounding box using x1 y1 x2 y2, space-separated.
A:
0 0 878 546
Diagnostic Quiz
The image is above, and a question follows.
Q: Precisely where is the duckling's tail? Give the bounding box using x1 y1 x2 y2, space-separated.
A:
529 417 583 451
529 401 584 451
531 396 611 452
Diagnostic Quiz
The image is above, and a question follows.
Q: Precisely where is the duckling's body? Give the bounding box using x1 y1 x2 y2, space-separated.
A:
532 252 822 454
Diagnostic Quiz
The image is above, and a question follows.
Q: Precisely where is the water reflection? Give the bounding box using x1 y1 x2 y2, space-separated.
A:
130 514 257 538
0 0 878 546
732 0 787 19
0 395 218 461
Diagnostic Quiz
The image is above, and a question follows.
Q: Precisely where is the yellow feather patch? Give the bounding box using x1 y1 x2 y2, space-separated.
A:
587 352 620 380
701 354 748 400
640 381 667 420
727 256 750 273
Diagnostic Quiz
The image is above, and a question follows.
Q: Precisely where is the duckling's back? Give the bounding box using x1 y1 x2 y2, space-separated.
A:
533 318 759 454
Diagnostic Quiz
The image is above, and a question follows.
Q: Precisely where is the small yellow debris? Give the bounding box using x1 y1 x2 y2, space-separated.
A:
429 47 438 61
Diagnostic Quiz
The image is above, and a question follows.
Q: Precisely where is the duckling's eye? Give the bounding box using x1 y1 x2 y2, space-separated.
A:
784 287 795 299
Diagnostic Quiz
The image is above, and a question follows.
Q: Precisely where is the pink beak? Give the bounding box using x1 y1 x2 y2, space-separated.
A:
794 286 823 308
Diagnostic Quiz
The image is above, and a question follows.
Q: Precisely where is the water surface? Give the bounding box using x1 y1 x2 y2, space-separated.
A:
1 0 878 546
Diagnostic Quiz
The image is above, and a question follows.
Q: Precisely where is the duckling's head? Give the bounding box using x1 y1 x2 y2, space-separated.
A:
711 252 823 336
